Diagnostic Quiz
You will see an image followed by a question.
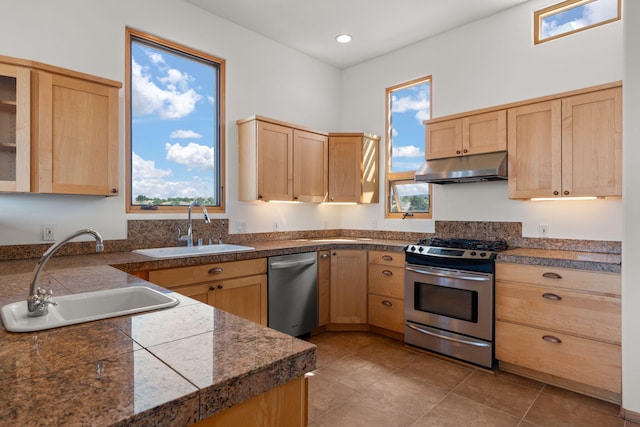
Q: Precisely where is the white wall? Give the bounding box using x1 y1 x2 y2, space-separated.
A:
339 0 623 241
622 0 640 414
0 0 343 244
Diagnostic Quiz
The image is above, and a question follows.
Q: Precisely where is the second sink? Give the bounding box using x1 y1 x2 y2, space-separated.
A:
133 244 255 259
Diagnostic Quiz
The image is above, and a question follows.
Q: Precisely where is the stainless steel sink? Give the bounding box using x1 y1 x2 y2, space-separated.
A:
133 244 255 259
1 287 179 332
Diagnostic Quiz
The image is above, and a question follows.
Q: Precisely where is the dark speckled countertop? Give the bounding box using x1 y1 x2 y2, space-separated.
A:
0 236 621 426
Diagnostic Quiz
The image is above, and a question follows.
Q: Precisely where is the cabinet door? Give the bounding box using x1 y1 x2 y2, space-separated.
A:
0 64 30 192
317 250 331 327
561 87 622 197
293 129 327 202
328 135 361 202
171 282 214 305
330 250 367 324
463 110 507 155
32 72 119 195
213 274 267 326
257 121 293 201
425 119 462 160
507 100 562 199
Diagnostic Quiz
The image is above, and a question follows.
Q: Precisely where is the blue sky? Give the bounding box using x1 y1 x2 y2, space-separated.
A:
130 41 217 202
541 0 618 40
389 80 430 173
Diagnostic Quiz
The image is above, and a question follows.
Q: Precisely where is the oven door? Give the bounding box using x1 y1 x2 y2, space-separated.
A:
404 263 493 341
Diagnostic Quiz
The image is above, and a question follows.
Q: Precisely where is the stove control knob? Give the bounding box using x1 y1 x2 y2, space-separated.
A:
418 246 424 252
409 246 416 252
470 251 477 256
480 252 487 257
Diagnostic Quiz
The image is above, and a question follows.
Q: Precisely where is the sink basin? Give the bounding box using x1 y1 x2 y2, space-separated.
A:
1 287 179 333
133 244 255 259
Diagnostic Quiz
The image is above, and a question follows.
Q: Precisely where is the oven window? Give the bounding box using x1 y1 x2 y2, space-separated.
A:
414 282 478 322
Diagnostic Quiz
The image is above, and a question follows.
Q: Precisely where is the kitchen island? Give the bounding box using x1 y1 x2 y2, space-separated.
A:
0 264 316 426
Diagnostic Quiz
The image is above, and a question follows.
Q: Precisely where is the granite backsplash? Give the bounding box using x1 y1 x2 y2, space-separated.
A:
0 220 621 261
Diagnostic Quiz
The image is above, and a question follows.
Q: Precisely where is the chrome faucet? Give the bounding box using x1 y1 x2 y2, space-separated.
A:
178 201 211 247
27 228 104 317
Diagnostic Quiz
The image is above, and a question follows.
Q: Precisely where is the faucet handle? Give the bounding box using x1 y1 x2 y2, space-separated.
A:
36 288 57 306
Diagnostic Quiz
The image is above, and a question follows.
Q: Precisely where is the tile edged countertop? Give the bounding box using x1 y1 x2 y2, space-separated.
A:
0 237 621 426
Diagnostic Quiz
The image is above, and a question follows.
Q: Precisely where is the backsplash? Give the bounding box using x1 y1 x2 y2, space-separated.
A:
0 220 621 261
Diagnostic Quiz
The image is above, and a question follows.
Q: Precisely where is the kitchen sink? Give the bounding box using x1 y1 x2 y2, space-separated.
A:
0 287 179 332
133 244 255 259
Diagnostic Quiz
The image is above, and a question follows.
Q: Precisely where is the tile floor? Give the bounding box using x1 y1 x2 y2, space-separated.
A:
305 331 637 427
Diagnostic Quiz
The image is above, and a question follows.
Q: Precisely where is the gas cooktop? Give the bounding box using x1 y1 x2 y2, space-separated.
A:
406 237 508 260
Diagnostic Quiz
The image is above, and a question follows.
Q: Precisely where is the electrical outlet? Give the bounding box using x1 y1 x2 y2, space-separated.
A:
539 224 549 238
273 221 279 232
236 221 247 233
42 224 57 241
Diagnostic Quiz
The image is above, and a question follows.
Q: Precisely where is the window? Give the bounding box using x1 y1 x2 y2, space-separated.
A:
125 28 225 213
534 0 621 44
385 76 432 219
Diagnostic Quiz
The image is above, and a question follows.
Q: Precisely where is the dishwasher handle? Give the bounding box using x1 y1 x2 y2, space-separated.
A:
269 258 316 270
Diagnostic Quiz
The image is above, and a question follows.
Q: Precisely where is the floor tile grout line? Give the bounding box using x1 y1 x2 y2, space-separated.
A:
518 383 547 426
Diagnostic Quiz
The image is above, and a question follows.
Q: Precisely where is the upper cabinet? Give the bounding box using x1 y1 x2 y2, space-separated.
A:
328 133 379 203
508 85 622 199
238 116 328 202
0 55 121 196
0 63 30 192
425 110 507 160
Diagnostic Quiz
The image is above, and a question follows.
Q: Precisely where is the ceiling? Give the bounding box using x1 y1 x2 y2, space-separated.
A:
184 0 531 69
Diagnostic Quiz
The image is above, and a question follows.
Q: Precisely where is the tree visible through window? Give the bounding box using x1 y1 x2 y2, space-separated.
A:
125 28 225 212
385 76 432 218
534 0 621 44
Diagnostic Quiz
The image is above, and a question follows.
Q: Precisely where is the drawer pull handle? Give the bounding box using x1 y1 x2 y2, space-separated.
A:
208 267 224 274
320 253 329 259
217 284 224 289
382 270 393 276
542 335 562 344
381 300 393 307
381 255 393 261
542 272 562 279
209 286 216 291
542 293 562 301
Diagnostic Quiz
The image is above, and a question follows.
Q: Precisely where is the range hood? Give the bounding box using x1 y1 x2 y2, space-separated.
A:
415 151 508 184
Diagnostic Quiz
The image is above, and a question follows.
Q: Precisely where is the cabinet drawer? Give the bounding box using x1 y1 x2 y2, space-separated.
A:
368 294 404 333
496 321 620 393
368 264 404 299
496 263 620 296
149 258 267 287
368 250 404 268
496 282 621 344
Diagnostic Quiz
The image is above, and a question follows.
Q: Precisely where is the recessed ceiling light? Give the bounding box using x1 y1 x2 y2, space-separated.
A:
335 34 352 44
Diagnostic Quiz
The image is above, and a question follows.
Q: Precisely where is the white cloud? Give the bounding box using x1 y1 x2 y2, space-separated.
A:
541 0 618 39
170 129 202 139
131 56 202 119
393 145 424 158
165 142 214 170
391 83 431 125
131 152 213 199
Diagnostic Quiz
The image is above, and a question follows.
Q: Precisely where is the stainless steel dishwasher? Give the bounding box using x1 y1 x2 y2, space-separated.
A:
268 252 318 337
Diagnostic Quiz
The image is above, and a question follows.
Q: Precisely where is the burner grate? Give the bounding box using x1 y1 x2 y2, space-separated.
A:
417 237 508 252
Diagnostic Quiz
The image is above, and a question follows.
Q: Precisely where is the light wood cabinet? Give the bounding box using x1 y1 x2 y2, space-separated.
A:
367 250 404 334
329 250 367 325
317 250 331 327
495 262 621 402
148 258 268 326
327 133 379 203
508 86 622 199
0 63 30 192
0 55 121 196
425 110 506 160
237 115 328 202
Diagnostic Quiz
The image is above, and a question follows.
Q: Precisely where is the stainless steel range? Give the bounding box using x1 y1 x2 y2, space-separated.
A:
404 238 507 369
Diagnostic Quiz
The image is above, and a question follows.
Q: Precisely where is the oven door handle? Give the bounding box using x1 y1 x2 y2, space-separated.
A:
405 266 491 282
406 323 491 348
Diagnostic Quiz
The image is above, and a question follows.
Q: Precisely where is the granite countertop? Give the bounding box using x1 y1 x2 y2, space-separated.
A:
0 265 316 426
0 237 621 425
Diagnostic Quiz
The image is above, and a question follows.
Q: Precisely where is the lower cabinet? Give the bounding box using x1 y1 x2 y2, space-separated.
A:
148 258 268 326
367 250 405 335
329 250 367 326
495 262 621 403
